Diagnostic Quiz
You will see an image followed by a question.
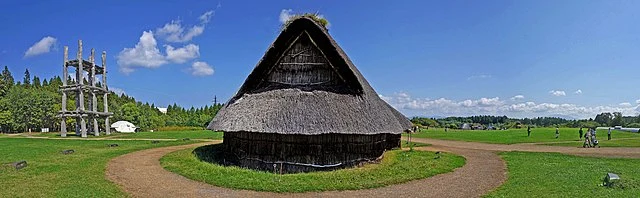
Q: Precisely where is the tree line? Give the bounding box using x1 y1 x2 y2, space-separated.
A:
412 113 640 129
0 66 222 133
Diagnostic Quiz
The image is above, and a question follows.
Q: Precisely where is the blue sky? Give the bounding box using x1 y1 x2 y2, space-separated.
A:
1 0 640 119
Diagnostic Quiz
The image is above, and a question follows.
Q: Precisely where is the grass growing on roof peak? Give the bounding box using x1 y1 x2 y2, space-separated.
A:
283 13 329 29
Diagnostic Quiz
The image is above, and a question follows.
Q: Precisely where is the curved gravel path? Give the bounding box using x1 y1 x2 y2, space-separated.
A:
106 141 506 198
409 138 640 159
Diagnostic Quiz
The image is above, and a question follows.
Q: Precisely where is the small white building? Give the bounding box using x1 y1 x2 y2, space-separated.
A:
157 107 168 114
110 121 138 133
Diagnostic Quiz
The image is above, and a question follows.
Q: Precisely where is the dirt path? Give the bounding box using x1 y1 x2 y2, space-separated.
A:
106 142 506 198
409 138 640 158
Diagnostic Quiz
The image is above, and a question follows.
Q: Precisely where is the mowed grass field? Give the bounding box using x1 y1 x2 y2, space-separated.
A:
485 152 640 197
0 138 200 197
410 128 640 146
29 130 223 140
161 145 464 193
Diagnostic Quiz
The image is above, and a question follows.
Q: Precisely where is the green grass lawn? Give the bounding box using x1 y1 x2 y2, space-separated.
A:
485 152 640 197
30 130 223 140
401 141 430 148
161 145 464 193
0 138 200 197
410 128 640 145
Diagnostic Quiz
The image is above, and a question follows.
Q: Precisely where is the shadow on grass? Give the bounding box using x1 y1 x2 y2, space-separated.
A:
192 144 229 165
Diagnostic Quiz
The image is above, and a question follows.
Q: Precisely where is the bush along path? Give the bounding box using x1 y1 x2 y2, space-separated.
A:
106 141 507 198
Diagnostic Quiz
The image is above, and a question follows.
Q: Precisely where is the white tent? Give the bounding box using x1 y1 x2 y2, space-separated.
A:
110 121 138 133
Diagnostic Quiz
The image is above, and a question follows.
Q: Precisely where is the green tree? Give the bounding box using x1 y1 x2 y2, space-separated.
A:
0 97 14 132
6 86 36 131
1 66 14 89
33 76 41 88
118 102 141 125
611 112 624 126
0 71 5 97
594 112 613 126
23 69 31 87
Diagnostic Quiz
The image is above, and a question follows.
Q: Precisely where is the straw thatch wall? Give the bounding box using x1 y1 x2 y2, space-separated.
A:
222 131 400 173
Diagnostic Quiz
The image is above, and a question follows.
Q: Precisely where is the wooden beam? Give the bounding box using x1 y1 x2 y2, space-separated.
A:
59 84 109 93
61 46 68 137
65 60 105 74
102 51 110 135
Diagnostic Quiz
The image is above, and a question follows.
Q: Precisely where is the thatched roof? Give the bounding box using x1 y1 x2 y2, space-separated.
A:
208 17 411 135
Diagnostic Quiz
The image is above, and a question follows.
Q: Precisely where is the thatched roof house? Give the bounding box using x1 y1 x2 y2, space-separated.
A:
208 16 411 173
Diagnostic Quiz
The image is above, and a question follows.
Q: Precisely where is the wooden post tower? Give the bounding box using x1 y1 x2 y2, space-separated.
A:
59 40 113 137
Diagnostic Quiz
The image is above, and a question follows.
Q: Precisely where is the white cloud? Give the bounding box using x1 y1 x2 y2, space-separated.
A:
199 10 214 24
117 33 201 74
511 95 525 100
117 31 168 74
118 9 216 74
636 99 640 104
619 102 632 107
467 74 492 80
279 9 293 24
109 87 126 95
199 3 221 24
549 90 566 96
165 44 199 63
190 61 214 76
575 89 583 94
156 10 216 43
156 21 205 43
24 36 57 58
380 92 640 119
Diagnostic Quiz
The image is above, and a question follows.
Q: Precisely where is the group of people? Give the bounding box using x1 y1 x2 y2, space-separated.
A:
579 127 606 148
525 126 613 148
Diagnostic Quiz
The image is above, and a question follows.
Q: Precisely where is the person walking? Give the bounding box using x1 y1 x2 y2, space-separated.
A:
555 127 559 139
527 126 531 137
579 127 583 140
608 127 612 140
583 130 591 148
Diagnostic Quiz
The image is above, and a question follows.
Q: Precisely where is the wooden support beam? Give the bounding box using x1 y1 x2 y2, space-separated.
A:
77 40 87 136
61 46 68 137
58 110 114 117
59 84 108 93
65 60 105 74
90 48 99 136
62 46 68 113
103 51 110 135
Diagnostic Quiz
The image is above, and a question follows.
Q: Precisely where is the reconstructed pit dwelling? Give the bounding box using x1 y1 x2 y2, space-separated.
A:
209 17 411 173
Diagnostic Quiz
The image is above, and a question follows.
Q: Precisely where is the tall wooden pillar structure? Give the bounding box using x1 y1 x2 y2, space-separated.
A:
59 40 113 137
